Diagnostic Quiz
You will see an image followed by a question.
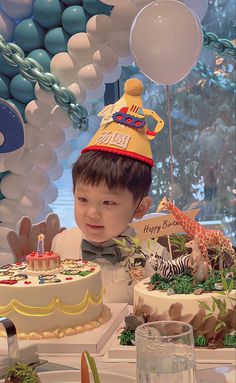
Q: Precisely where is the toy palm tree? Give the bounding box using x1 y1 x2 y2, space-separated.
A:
5 363 40 383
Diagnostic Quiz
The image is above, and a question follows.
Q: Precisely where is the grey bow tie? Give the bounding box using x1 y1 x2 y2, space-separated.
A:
81 239 122 265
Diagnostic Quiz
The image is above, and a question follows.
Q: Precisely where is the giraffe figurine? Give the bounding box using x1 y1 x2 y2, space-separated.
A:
157 196 236 266
185 237 209 282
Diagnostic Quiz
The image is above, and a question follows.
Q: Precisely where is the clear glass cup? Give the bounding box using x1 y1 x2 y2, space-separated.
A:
136 321 196 383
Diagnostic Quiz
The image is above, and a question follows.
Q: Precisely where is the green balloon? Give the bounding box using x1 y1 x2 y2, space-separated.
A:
82 0 112 16
10 74 35 104
62 0 82 4
33 0 64 29
44 27 70 55
27 49 52 72
62 6 88 35
0 73 10 99
0 55 19 78
14 19 45 53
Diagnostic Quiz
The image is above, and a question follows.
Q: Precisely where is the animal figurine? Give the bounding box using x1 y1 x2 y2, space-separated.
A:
185 237 210 283
148 253 190 281
157 196 236 266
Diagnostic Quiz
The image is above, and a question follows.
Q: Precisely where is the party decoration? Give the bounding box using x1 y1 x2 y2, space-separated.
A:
41 183 58 204
67 32 95 65
33 0 63 29
86 14 112 44
25 100 50 129
0 99 25 172
0 199 22 224
24 168 50 193
110 3 138 31
38 123 65 148
50 52 77 86
20 191 45 217
61 6 87 35
93 46 118 72
0 173 26 200
0 74 10 99
0 0 33 20
68 83 87 104
44 27 70 55
111 30 132 57
47 162 64 181
10 74 35 104
83 0 112 16
181 0 208 21
77 64 103 90
0 55 18 77
0 10 14 42
34 83 56 106
7 99 26 122
9 150 32 175
130 0 203 85
27 49 52 72
24 124 39 150
100 0 131 4
14 18 45 53
30 144 57 171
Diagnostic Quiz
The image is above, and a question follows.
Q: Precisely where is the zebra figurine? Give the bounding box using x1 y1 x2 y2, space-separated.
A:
148 253 190 281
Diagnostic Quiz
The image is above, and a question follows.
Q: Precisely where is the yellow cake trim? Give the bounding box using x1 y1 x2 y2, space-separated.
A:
0 288 104 317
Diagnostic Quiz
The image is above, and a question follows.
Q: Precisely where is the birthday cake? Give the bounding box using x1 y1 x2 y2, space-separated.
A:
0 250 107 340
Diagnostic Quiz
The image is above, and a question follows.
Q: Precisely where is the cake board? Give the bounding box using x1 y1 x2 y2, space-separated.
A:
0 303 128 356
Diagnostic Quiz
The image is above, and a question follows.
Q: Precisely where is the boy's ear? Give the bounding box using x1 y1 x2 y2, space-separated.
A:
133 196 152 219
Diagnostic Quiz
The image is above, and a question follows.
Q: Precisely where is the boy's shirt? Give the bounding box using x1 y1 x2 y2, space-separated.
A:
51 226 153 304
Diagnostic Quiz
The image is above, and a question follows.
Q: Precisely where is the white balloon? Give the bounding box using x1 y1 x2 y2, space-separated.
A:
103 65 121 83
86 14 112 44
135 0 153 12
30 144 57 170
24 168 50 193
50 52 78 87
20 191 45 218
111 30 131 57
77 64 103 90
0 10 14 41
25 123 39 150
39 123 65 148
9 149 33 175
119 55 134 66
0 0 33 20
50 105 71 129
0 199 22 224
111 3 138 31
41 183 58 204
86 83 106 100
25 100 51 129
93 46 118 72
68 33 95 64
47 161 64 181
32 205 53 224
68 83 87 104
34 83 56 107
181 0 208 21
0 174 25 200
55 141 72 160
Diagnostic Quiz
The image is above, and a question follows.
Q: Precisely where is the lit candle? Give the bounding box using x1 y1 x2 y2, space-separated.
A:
37 233 45 256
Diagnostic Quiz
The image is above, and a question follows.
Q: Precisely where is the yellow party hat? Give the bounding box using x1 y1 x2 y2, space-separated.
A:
82 78 164 167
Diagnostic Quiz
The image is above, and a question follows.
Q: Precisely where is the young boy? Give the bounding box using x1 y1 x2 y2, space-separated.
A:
52 78 164 304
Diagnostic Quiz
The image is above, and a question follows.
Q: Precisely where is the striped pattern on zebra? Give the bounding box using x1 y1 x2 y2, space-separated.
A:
148 253 190 281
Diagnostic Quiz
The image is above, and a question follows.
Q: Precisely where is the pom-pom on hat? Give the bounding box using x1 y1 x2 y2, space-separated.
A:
82 78 164 167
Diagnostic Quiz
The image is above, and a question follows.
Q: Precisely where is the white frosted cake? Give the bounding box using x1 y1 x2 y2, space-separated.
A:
0 258 107 340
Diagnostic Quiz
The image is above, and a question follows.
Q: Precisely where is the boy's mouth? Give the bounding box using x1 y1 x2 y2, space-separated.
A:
86 223 104 230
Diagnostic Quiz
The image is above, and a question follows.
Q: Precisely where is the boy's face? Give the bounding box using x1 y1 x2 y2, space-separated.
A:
74 182 145 243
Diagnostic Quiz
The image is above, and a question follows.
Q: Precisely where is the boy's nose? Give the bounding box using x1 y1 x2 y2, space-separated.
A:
87 206 101 219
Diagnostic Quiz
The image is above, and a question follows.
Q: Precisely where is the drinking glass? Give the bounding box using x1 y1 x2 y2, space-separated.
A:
136 321 196 383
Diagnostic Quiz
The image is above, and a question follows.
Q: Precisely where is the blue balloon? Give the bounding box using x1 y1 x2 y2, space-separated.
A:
62 0 82 4
14 19 45 53
44 27 70 55
0 55 19 77
7 98 26 122
82 0 112 16
27 49 52 72
10 74 35 104
0 74 10 99
33 0 64 29
62 6 88 35
0 171 10 181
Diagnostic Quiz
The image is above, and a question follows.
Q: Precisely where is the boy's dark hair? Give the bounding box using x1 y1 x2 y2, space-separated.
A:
72 151 152 201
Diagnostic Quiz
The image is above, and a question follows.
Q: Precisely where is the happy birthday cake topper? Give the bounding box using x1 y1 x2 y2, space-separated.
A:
82 78 165 167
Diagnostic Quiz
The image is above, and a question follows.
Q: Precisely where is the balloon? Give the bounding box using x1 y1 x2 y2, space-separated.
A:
67 33 95 65
0 174 26 199
64 125 80 140
0 73 10 99
24 168 50 192
68 82 87 104
7 99 26 122
0 225 12 249
10 74 35 104
9 149 33 175
119 56 134 66
100 0 132 5
62 6 88 35
50 52 77 86
44 27 70 55
33 0 63 29
55 141 72 160
27 49 52 72
181 0 208 21
130 0 203 85
0 55 18 77
34 82 56 106
41 182 58 204
38 123 65 148
86 15 112 44
30 144 57 170
103 64 121 83
25 123 39 150
20 191 45 217
33 205 53 223
86 83 106 100
111 30 132 57
77 64 103 90
0 199 22 224
47 161 64 181
93 46 118 72
0 0 33 20
111 3 138 31
14 19 45 53
50 105 71 129
25 100 50 129
82 0 112 16
0 10 14 42
62 0 82 4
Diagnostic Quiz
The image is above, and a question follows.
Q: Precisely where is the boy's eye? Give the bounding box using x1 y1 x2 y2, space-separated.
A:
103 200 117 206
78 197 87 202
